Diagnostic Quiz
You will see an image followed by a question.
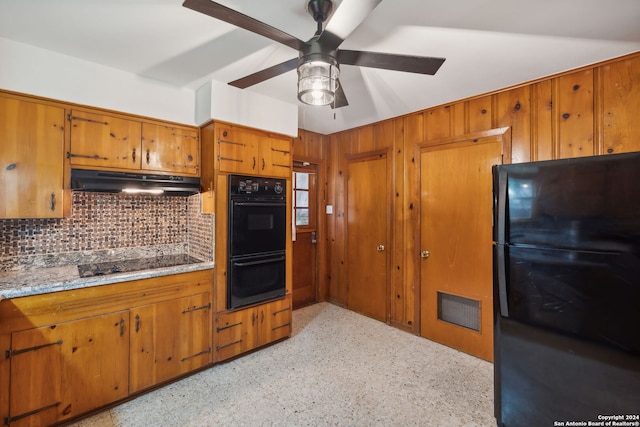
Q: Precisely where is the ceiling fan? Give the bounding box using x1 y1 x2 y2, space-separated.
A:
182 0 446 108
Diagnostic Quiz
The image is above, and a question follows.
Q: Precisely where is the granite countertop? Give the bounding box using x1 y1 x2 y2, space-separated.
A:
0 259 214 301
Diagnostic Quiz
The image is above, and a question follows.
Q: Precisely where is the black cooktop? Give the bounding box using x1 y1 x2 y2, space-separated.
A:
77 254 202 278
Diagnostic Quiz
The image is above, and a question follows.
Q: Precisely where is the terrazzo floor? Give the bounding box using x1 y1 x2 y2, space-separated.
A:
70 302 496 427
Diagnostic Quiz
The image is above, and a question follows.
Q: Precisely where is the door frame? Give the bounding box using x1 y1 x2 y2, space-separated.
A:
413 127 512 335
345 148 393 322
292 161 320 308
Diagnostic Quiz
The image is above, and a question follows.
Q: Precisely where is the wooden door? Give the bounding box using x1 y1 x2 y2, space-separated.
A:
256 297 292 347
9 312 129 426
419 136 503 361
346 153 390 322
141 123 200 175
129 293 211 393
292 166 318 308
0 97 65 218
261 136 292 177
68 110 141 170
216 125 259 175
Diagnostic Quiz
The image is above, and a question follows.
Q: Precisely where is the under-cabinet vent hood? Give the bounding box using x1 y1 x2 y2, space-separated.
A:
71 169 200 196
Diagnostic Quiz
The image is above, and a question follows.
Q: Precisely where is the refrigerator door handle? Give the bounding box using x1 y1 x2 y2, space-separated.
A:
496 245 509 317
496 168 508 244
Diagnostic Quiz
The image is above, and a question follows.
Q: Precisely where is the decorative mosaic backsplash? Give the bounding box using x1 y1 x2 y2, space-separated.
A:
0 192 213 271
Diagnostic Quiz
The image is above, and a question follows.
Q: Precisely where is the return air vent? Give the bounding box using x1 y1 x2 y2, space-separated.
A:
437 292 480 331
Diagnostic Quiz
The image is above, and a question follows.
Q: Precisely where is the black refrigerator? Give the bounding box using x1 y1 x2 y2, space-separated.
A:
493 152 640 427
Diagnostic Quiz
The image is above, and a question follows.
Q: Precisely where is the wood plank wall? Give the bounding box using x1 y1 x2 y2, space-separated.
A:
295 52 640 333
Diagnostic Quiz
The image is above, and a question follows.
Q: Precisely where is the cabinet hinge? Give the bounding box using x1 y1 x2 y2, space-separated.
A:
270 147 290 155
218 155 243 163
180 347 212 362
216 340 242 351
218 138 245 147
5 340 63 359
182 303 211 314
272 323 291 332
68 114 108 125
273 163 291 169
4 401 61 425
272 307 291 316
66 152 109 161
216 321 242 332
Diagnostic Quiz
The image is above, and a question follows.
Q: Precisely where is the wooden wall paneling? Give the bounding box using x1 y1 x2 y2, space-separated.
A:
531 80 554 161
555 70 595 159
401 112 425 333
451 103 466 136
600 56 640 154
327 133 348 305
424 107 451 141
357 125 375 153
466 96 494 134
496 87 532 164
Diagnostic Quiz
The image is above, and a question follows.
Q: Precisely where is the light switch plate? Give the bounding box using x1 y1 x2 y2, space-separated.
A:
326 205 333 214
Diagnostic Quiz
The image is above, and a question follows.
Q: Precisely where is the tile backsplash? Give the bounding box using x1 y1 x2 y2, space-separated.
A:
0 192 213 271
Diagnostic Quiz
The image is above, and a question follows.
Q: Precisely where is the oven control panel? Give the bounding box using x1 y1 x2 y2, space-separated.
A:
229 175 286 196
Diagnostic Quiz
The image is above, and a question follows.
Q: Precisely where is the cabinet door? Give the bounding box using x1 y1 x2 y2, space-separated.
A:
216 125 260 175
8 312 129 426
130 293 212 393
0 97 65 218
257 297 292 347
260 136 292 178
214 308 256 362
141 123 200 176
68 110 141 170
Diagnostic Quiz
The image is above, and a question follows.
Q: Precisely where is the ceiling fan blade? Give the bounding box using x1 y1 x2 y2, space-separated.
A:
331 80 348 109
183 0 306 52
318 0 383 50
228 58 299 89
338 50 446 75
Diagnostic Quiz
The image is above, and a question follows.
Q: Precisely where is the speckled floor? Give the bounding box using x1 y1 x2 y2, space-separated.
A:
70 302 496 427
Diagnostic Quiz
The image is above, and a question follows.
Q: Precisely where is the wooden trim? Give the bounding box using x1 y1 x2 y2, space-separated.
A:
416 127 511 150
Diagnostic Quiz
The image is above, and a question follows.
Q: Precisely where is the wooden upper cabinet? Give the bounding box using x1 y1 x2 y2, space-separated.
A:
215 123 291 178
0 96 65 218
68 110 141 170
141 123 200 176
216 124 260 175
69 110 200 176
261 136 292 178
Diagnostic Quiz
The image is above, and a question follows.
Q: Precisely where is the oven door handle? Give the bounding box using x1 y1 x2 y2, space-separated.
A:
233 256 286 267
234 202 285 207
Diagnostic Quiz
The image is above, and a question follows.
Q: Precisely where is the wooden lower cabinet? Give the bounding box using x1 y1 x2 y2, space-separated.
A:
214 296 292 362
130 293 212 393
0 270 212 426
8 312 129 426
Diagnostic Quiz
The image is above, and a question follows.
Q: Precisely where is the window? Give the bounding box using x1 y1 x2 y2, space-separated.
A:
293 170 316 229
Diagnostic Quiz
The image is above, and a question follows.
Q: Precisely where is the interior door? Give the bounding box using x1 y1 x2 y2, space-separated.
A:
346 153 389 322
419 136 503 361
292 165 318 309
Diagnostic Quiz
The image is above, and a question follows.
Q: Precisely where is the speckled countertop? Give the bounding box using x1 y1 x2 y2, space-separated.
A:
0 260 214 301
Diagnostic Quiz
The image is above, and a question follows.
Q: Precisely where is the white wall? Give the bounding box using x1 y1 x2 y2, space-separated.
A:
0 37 195 125
1 37 299 136
196 80 298 137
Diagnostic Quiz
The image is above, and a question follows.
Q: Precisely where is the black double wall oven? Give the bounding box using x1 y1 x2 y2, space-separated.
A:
227 175 287 309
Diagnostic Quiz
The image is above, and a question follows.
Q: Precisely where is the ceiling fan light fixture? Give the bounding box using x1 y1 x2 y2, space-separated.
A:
297 59 339 106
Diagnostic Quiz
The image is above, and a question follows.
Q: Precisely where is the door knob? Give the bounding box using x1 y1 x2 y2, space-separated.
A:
420 250 430 258
377 245 385 252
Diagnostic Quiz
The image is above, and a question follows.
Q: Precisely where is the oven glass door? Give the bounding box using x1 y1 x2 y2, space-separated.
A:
228 253 286 309
229 200 286 256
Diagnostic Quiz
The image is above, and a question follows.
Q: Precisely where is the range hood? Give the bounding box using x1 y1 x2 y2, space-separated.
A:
71 169 200 196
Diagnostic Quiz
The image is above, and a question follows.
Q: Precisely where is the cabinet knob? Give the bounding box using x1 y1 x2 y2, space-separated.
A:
420 250 430 259
377 245 385 252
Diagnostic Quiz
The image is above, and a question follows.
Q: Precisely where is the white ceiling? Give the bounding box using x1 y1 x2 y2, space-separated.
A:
1 0 639 135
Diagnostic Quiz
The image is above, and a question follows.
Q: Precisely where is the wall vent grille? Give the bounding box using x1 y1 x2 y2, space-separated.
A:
437 292 480 331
